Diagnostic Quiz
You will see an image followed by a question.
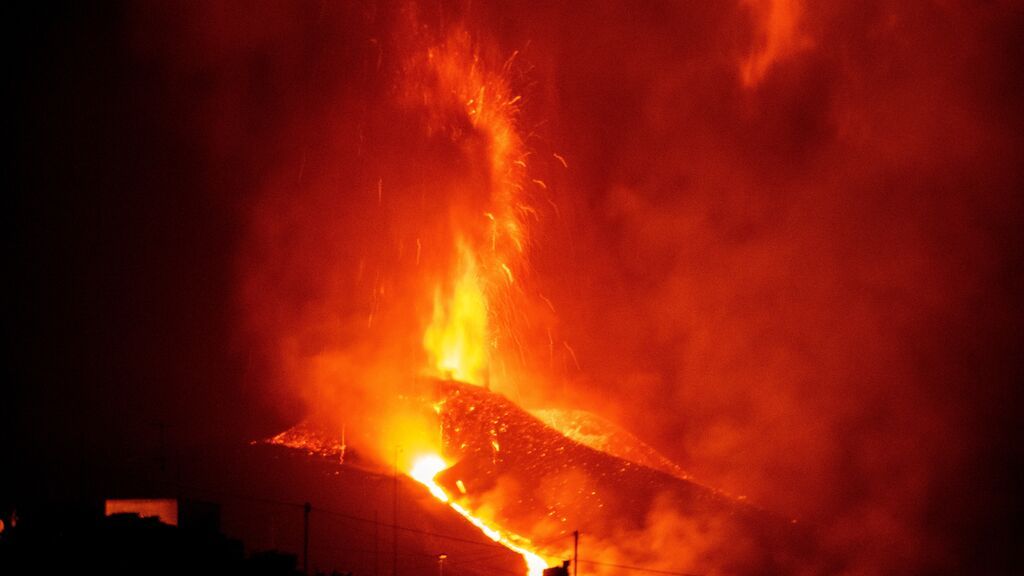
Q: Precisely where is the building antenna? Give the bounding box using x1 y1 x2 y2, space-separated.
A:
574 530 579 576
303 502 312 575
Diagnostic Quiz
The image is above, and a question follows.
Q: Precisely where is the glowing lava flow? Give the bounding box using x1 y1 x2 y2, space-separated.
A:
409 454 550 576
401 25 555 576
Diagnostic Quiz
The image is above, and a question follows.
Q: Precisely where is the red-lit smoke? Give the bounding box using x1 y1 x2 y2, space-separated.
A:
125 1 1023 573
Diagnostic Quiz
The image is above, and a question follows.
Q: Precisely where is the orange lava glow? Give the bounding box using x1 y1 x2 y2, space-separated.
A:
386 23 558 574
212 1 1024 573
423 241 490 385
408 454 552 576
408 24 534 391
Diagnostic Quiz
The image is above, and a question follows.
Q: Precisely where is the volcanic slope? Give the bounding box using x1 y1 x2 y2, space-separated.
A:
433 381 825 575
530 407 693 481
222 441 528 576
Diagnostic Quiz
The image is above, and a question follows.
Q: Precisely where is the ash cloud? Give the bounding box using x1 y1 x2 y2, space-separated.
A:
525 2 1023 574
107 1 1024 573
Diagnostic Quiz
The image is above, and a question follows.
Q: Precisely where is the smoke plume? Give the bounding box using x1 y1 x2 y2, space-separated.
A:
120 1 1023 573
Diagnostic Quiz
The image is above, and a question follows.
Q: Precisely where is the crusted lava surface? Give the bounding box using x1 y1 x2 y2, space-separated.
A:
433 380 824 574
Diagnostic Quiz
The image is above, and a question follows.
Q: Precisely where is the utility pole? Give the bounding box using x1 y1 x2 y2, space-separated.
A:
157 421 167 473
573 530 579 576
374 510 380 576
303 502 311 575
393 445 400 576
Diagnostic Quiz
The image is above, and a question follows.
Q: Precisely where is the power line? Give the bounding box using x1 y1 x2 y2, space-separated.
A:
446 557 524 576
145 474 511 552
451 547 514 562
531 532 577 548
445 547 518 567
308 531 525 576
153 477 307 510
170 480 538 573
309 543 437 560
578 559 703 576
313 506 510 550
114 467 708 576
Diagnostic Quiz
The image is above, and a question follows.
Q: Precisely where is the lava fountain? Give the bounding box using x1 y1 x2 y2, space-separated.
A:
254 2 824 573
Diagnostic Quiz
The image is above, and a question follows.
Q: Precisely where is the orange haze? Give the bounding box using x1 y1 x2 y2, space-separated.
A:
121 1 1024 574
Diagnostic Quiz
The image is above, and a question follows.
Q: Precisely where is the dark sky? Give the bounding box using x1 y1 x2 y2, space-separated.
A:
9 1 1024 574
11 2 289 471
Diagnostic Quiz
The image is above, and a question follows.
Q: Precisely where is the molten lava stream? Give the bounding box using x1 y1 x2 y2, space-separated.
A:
409 454 551 576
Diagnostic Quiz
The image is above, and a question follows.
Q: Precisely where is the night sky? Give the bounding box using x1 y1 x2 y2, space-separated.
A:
12 3 285 457
9 2 1024 574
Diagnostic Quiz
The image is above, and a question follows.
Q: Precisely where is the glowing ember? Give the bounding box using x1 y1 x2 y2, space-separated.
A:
408 454 551 576
264 422 346 462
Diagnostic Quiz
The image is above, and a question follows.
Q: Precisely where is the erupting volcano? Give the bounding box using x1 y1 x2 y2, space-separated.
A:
257 7 817 575
216 1 1022 575
11 0 1022 575
262 12 614 572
